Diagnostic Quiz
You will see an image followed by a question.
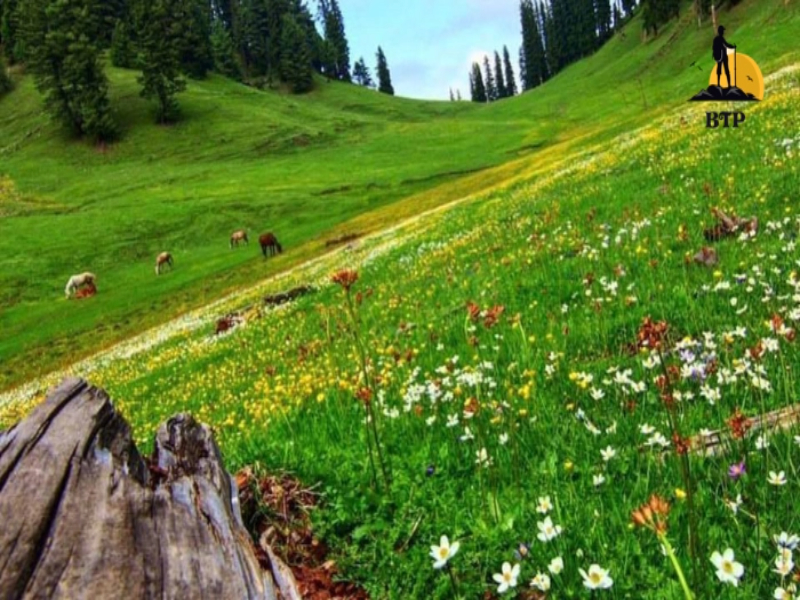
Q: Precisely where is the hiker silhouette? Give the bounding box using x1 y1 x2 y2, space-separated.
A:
713 25 736 88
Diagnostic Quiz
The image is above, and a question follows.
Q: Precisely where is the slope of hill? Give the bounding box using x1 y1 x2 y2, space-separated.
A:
0 0 797 391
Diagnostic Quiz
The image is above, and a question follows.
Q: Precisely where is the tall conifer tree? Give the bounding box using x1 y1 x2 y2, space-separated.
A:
503 46 517 97
137 0 187 123
376 46 393 95
483 55 496 102
279 11 313 92
18 0 116 140
494 50 506 98
470 62 487 102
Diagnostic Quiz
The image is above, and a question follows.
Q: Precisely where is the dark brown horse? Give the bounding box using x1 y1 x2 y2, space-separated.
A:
259 233 283 258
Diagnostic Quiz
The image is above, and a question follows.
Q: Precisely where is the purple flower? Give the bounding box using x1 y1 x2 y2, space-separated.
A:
728 461 746 480
426 465 436 477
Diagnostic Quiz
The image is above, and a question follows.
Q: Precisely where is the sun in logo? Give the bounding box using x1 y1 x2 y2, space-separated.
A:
710 52 764 100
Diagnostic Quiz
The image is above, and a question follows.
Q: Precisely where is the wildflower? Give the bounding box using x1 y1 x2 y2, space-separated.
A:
727 408 753 440
499 433 509 445
426 465 436 477
579 564 613 590
537 516 563 542
601 446 617 462
775 532 800 551
639 423 656 435
774 553 794 577
492 562 520 594
710 549 745 586
593 474 606 487
725 494 743 514
728 461 746 480
530 572 551 592
475 448 492 468
331 269 359 291
425 416 436 426
548 556 564 575
774 585 798 600
536 496 553 514
755 434 771 450
430 535 459 569
675 488 687 501
769 471 788 486
631 495 670 535
514 543 531 561
637 317 668 349
446 414 459 428
459 427 474 442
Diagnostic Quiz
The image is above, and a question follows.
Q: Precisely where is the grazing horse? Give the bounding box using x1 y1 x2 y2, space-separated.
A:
230 230 249 249
65 272 96 299
155 252 174 275
259 233 283 258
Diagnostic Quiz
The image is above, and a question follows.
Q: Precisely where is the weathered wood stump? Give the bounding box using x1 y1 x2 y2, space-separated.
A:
0 378 278 599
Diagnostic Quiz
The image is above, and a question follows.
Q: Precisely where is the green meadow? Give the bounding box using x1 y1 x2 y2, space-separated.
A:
2 0 800 597
1 0 797 390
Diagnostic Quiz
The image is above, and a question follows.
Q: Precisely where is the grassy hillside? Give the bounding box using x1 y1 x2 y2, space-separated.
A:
0 0 797 394
2 0 800 597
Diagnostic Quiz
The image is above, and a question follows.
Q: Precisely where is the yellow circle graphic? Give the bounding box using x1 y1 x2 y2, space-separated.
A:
709 52 764 100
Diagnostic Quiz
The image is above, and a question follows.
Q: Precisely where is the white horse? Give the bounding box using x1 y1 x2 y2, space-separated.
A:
65 272 96 298
155 252 173 275
230 230 249 248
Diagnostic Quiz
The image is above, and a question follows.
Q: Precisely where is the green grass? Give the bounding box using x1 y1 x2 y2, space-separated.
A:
1 0 797 390
2 1 800 597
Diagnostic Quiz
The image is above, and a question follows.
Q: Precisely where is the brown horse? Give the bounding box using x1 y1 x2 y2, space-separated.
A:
259 233 283 258
230 230 249 248
155 252 173 275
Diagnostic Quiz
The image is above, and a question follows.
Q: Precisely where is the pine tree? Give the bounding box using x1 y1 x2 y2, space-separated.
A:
18 0 116 141
494 50 506 99
319 0 350 81
211 19 242 80
137 0 187 123
483 55 496 102
375 46 393 95
110 20 137 69
449 88 454 101
595 0 612 45
470 62 487 102
621 0 637 16
279 11 313 93
502 46 517 97
180 0 214 79
456 89 462 101
520 0 547 90
353 56 373 87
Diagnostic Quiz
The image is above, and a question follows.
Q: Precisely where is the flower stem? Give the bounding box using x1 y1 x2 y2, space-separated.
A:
658 534 694 600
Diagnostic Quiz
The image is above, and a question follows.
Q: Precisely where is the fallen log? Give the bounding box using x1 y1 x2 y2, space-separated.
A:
0 378 291 600
263 285 314 307
687 403 800 458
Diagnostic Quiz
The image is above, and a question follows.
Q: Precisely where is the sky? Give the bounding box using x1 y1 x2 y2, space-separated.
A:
337 0 522 101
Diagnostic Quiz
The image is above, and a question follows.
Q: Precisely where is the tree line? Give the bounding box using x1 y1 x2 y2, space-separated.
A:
471 0 746 102
469 47 518 103
0 0 396 141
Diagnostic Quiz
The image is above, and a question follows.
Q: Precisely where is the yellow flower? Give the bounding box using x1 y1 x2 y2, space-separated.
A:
675 488 687 501
564 460 574 472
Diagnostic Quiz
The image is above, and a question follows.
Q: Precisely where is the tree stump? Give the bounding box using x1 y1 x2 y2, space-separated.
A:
0 378 278 599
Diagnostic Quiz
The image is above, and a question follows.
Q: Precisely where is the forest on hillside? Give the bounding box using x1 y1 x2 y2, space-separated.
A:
0 0 397 139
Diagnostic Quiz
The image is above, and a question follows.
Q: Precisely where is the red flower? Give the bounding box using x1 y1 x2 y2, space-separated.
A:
331 269 359 291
